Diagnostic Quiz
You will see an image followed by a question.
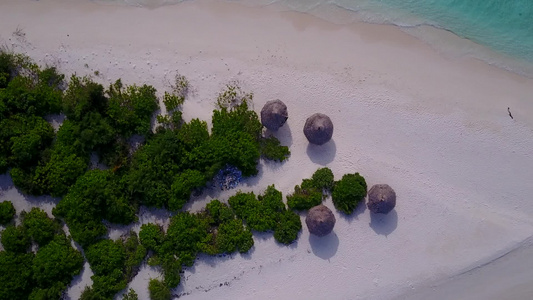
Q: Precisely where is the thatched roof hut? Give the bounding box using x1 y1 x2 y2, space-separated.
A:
303 113 333 145
367 184 396 214
260 99 288 131
306 204 336 237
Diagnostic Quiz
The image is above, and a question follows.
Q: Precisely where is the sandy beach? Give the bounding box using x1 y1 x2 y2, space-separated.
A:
1 0 533 299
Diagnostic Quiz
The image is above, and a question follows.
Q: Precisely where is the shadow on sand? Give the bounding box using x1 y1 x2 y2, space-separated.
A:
306 140 336 165
369 210 398 236
309 231 339 260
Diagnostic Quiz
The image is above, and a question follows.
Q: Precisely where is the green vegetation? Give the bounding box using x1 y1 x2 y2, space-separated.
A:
0 251 34 300
260 135 290 162
82 232 146 299
229 185 301 245
0 201 15 225
21 207 61 247
331 173 367 214
1 225 30 253
286 167 335 211
0 207 83 300
53 169 136 247
148 279 170 300
30 234 84 299
122 289 138 300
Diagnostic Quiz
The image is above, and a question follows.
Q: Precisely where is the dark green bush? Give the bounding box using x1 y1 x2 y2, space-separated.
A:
0 251 34 300
286 183 323 211
163 212 209 267
331 173 367 214
84 233 146 299
311 167 334 191
260 136 290 162
228 186 301 245
122 289 138 300
106 79 159 137
169 169 206 211
0 201 15 225
274 210 302 245
1 225 30 253
53 169 135 246
85 239 126 277
31 234 84 294
286 168 336 211
21 207 61 247
215 218 254 253
148 279 170 300
139 223 164 253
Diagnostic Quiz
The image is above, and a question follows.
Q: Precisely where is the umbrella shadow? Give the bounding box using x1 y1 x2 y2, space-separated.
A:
337 200 366 224
306 140 336 165
369 210 398 236
265 123 293 148
309 231 339 260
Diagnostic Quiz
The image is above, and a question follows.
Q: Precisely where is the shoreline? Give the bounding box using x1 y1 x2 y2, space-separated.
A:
1 0 533 299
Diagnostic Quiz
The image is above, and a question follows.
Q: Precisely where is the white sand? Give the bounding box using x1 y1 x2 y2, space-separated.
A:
1 0 533 299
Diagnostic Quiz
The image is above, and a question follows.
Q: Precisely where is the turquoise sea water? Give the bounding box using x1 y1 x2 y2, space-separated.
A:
101 0 533 73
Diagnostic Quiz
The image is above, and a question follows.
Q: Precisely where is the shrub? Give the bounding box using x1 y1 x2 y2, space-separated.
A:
1 225 30 253
311 167 334 191
31 234 84 293
169 169 206 211
163 212 209 267
260 136 290 162
21 207 61 247
53 169 135 246
0 251 34 300
122 289 138 300
0 201 15 225
274 210 302 245
148 279 170 300
286 182 323 211
331 173 367 215
106 79 159 137
84 234 145 299
139 223 164 253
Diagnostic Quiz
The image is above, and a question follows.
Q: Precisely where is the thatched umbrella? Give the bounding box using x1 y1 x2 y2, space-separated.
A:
367 184 396 214
261 99 288 131
303 113 333 145
306 204 336 237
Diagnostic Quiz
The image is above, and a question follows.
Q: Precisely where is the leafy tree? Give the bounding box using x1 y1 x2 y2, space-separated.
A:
31 234 84 296
0 201 15 225
215 218 253 253
122 130 184 208
1 225 30 253
311 167 334 191
260 136 290 162
169 169 206 211
21 207 61 247
53 169 135 246
274 210 302 245
62 75 107 122
286 168 335 211
163 212 210 267
286 181 323 211
228 186 301 245
331 173 367 214
106 79 159 137
148 279 170 300
122 289 138 300
84 233 146 300
205 199 234 224
0 251 34 300
139 223 164 253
